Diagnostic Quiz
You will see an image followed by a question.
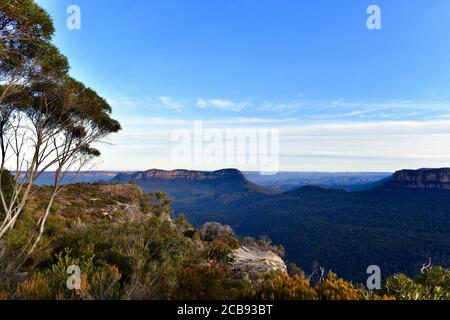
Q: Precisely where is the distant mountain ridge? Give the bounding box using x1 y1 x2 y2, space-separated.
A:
110 169 277 213
114 168 248 182
381 168 450 190
32 171 121 186
245 171 392 192
110 167 450 200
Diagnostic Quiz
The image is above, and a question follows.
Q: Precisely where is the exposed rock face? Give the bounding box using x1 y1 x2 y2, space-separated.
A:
383 168 450 190
232 246 287 279
113 168 245 182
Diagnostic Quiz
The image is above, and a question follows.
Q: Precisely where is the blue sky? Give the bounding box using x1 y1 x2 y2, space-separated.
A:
35 0 450 172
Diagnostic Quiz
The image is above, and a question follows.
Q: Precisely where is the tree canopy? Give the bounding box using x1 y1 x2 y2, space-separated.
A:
0 1 121 248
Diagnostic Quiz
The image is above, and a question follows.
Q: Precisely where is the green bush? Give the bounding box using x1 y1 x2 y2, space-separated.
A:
384 267 450 300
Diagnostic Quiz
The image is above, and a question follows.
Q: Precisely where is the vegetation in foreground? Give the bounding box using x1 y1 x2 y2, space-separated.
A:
0 180 448 300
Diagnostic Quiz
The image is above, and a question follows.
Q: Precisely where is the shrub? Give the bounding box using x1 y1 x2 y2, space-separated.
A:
174 263 232 300
16 277 53 300
0 291 9 300
200 222 235 242
288 263 304 277
314 273 364 300
204 241 235 264
89 265 122 300
384 267 450 300
256 273 317 300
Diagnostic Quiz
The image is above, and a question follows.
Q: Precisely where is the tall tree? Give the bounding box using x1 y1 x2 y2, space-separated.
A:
28 76 121 252
0 43 70 238
0 0 57 232
0 1 121 243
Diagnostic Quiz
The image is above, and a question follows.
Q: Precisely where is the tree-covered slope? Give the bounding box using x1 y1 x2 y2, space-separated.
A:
181 186 450 283
111 169 277 213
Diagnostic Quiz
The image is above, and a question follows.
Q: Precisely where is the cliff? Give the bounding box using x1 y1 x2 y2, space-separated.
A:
382 168 450 190
113 168 245 182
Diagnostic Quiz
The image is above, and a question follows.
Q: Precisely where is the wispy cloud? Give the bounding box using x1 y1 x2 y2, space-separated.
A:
120 116 298 126
258 101 303 113
100 118 450 171
223 117 298 124
108 95 450 123
320 99 450 121
119 116 189 126
159 96 184 112
196 98 252 112
280 119 450 135
329 99 450 112
107 96 139 109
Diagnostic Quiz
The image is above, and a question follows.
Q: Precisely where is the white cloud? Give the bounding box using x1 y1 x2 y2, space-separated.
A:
107 96 186 113
225 117 298 124
258 101 303 112
120 116 189 126
120 116 297 126
196 98 252 112
159 96 184 112
329 99 450 111
331 101 342 106
107 96 138 109
276 120 450 171
98 118 450 171
281 119 450 134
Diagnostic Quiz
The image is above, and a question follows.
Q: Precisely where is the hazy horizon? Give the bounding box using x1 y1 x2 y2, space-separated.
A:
32 168 396 174
35 0 450 172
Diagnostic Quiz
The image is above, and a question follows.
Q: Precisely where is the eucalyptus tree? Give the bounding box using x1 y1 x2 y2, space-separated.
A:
0 0 57 234
0 55 121 242
0 43 70 239
0 1 121 243
27 76 121 252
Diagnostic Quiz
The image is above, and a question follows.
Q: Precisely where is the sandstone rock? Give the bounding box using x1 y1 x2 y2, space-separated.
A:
114 168 245 182
232 246 287 280
383 168 450 190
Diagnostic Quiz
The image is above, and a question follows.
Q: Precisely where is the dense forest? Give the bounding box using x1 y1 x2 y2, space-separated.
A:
182 186 450 283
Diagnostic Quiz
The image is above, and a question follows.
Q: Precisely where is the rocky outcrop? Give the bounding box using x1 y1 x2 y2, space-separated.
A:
382 168 450 190
31 183 172 226
232 246 287 279
96 184 154 223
